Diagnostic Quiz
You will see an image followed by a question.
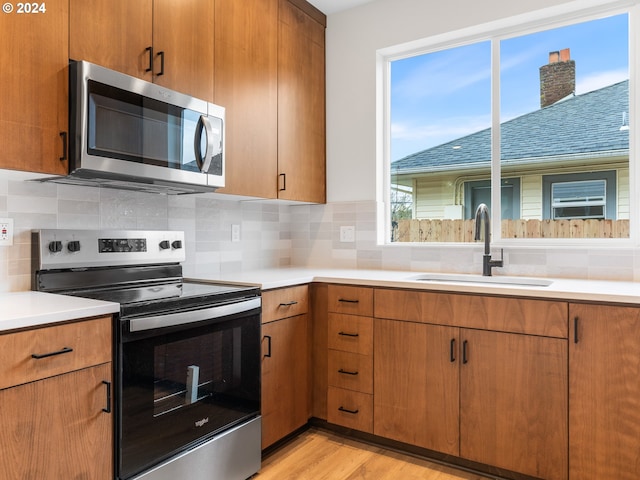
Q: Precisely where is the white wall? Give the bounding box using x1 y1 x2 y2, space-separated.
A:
325 0 586 202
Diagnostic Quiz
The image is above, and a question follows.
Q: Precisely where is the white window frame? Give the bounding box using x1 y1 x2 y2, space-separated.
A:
378 0 639 247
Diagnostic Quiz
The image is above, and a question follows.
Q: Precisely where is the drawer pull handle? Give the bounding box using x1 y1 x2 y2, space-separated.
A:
338 406 359 415
338 368 359 376
102 381 112 413
31 346 73 359
279 301 298 307
338 298 359 304
338 331 359 338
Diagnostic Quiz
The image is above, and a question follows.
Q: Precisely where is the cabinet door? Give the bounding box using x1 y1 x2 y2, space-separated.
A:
460 330 568 480
277 0 326 203
153 0 214 102
0 0 68 174
569 304 640 480
214 0 278 198
0 363 113 479
261 314 309 449
70 0 153 80
374 319 459 455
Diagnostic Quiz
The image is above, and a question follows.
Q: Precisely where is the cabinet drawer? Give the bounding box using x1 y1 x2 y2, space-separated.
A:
374 289 568 338
327 285 373 316
262 285 309 323
328 350 373 394
328 313 373 355
0 316 112 390
327 386 373 433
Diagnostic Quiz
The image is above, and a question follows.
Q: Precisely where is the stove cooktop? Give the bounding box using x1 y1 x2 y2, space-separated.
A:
65 280 260 318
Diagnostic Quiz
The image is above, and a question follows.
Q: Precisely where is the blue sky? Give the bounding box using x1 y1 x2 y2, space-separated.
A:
390 13 629 161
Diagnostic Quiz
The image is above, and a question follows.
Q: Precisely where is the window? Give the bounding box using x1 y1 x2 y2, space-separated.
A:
385 3 632 243
542 171 617 220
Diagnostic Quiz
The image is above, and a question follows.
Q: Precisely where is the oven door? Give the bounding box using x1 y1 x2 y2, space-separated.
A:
117 302 260 479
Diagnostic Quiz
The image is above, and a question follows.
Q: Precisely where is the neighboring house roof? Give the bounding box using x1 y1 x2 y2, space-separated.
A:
392 80 629 174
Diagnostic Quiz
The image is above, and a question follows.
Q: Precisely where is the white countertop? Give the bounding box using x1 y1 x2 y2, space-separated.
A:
7 268 640 333
0 291 119 332
189 267 640 305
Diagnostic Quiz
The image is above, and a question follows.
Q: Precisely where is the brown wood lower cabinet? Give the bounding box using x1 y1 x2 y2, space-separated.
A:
460 329 567 480
0 362 112 479
261 313 309 449
374 320 459 455
260 283 640 480
569 303 640 480
0 316 113 479
373 290 568 480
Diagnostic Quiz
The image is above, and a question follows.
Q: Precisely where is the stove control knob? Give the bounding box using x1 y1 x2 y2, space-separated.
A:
48 241 63 253
67 240 81 253
171 240 183 250
159 240 170 250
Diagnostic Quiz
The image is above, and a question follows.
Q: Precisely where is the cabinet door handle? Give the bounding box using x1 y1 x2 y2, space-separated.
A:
462 340 469 364
59 132 67 161
450 338 456 363
157 51 165 76
338 368 359 376
574 317 579 344
102 380 112 413
31 346 73 359
279 173 286 191
338 298 359 304
338 331 359 338
263 335 272 358
279 301 298 307
145 46 153 72
338 406 359 415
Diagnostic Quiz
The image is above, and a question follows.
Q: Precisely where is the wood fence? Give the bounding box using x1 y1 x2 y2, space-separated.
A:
393 218 630 242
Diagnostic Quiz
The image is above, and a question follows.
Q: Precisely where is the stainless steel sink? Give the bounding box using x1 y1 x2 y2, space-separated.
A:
407 273 553 287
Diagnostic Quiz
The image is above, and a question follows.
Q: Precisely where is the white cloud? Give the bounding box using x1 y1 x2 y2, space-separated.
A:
576 68 628 94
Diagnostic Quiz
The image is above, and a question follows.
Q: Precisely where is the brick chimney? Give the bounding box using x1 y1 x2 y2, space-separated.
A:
539 48 575 108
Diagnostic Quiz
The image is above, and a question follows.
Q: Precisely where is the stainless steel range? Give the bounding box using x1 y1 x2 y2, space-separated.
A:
32 229 262 480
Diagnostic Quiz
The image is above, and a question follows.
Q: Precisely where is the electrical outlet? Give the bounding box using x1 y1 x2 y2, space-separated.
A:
0 218 14 246
339 225 355 243
231 224 241 242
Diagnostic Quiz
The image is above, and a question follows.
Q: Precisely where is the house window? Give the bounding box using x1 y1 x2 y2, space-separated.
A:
385 4 632 243
552 180 606 220
542 171 617 220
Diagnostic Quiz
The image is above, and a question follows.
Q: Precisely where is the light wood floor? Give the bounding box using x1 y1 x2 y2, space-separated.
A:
257 428 494 480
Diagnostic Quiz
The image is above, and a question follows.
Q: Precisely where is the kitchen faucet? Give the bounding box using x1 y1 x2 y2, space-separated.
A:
473 203 503 276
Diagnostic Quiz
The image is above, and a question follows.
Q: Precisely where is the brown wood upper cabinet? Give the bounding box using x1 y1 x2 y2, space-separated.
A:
216 0 326 203
277 0 326 203
70 0 214 102
0 0 68 174
214 0 279 199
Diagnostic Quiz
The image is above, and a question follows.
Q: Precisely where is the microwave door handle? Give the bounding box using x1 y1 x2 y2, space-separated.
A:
194 115 214 173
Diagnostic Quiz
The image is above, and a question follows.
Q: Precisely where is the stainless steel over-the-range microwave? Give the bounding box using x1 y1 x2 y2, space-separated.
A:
45 60 225 194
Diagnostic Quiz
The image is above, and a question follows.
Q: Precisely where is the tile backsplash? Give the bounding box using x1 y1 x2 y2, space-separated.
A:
0 172 291 292
2 170 639 292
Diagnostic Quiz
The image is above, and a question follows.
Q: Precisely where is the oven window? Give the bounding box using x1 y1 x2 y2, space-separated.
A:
119 311 260 479
153 327 244 417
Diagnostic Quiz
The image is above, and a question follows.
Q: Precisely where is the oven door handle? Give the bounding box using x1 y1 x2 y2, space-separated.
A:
128 297 261 332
